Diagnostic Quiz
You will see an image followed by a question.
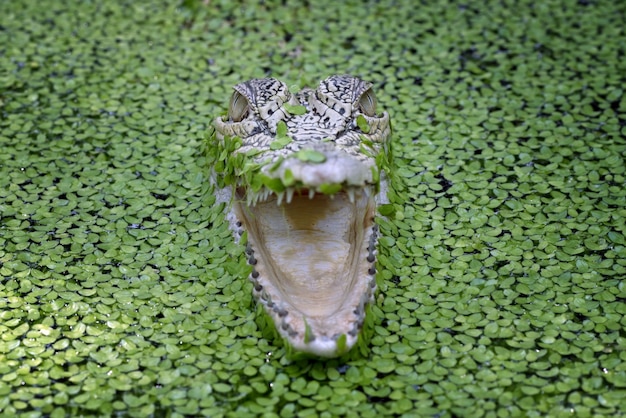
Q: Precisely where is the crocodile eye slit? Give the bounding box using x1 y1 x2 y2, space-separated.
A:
228 91 249 122
358 88 377 117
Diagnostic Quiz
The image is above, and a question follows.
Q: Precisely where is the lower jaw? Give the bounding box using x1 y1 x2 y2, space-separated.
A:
234 188 378 357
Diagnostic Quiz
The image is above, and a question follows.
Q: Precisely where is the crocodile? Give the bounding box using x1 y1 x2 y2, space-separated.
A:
209 75 391 357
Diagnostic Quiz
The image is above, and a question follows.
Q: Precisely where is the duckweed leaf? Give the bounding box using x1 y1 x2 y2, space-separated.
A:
269 135 292 150
356 114 371 133
282 168 295 186
318 183 342 195
294 149 327 163
276 120 288 138
283 103 307 115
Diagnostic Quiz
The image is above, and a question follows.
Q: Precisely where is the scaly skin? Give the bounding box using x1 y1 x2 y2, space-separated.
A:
210 75 391 357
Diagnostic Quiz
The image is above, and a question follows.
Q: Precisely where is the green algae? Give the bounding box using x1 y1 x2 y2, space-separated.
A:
0 0 625 416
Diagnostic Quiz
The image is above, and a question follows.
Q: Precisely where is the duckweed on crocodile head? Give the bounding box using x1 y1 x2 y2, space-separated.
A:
0 0 625 416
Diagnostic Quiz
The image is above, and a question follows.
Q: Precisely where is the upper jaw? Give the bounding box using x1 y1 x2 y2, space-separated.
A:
269 151 375 186
242 149 378 207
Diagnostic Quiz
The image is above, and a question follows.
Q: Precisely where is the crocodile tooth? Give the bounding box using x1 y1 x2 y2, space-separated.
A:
361 291 371 307
276 191 284 206
308 188 315 199
286 187 294 204
274 306 288 317
353 303 363 316
281 321 297 338
260 290 271 304
347 188 356 203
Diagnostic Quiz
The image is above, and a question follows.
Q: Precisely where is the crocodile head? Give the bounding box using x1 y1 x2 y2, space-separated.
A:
210 75 391 357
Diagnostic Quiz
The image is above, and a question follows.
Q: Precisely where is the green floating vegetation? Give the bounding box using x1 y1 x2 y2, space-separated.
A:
356 115 371 134
270 121 292 150
0 0 625 417
283 103 307 116
294 149 327 163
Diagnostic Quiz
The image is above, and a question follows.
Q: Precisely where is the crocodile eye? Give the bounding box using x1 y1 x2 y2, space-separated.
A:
358 88 377 117
228 91 250 122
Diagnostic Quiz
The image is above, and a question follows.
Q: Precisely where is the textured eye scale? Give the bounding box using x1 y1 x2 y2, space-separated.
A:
208 75 391 357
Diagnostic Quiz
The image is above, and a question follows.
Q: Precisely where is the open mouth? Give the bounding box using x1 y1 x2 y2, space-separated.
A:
234 185 378 356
